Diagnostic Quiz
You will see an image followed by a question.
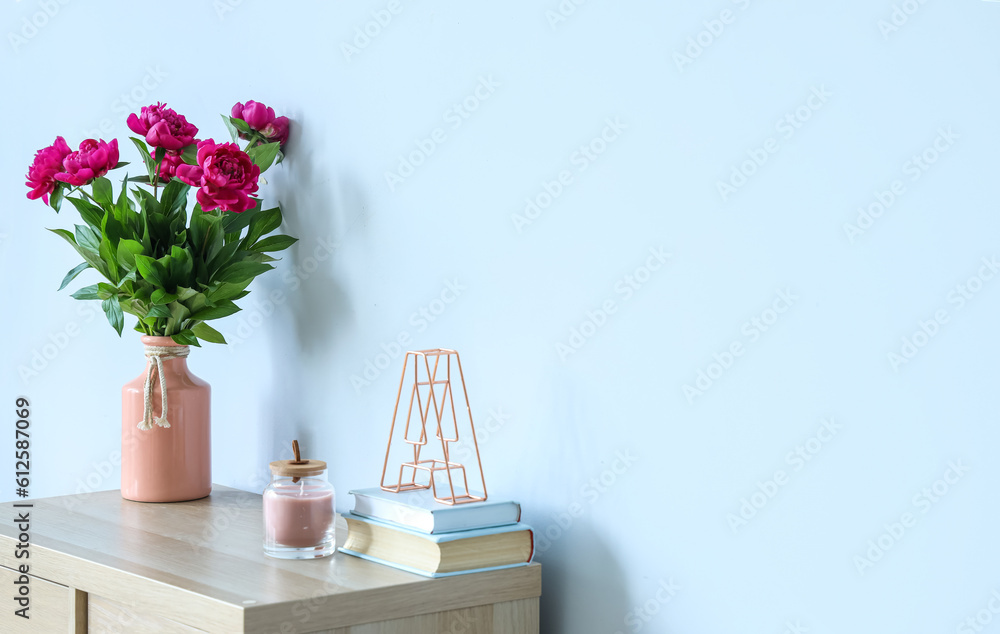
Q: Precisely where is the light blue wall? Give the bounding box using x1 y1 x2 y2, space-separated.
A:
2 1 1000 632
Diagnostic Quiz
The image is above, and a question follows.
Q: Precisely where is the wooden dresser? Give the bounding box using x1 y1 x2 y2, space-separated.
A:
0 486 540 633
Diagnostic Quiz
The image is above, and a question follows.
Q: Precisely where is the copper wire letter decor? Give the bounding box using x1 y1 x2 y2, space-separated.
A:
380 349 487 505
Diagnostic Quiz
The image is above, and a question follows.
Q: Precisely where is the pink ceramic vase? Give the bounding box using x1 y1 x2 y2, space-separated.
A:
121 335 211 502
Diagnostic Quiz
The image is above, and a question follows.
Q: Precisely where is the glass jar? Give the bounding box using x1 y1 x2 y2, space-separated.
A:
263 457 336 559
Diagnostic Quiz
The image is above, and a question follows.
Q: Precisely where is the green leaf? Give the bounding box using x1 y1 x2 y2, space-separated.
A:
207 240 241 276
48 228 76 246
190 300 240 321
92 177 113 206
221 205 258 234
97 282 117 299
247 142 281 171
66 197 104 229
244 252 277 263
190 211 224 265
168 301 191 323
113 161 129 169
117 239 144 268
176 286 199 301
48 228 109 278
192 322 226 344
132 284 151 302
99 239 120 283
170 244 191 262
117 174 131 205
189 208 213 247
180 144 198 165
134 254 164 286
159 179 190 215
71 284 100 300
58 262 91 291
150 289 178 305
171 330 201 347
101 212 124 248
154 147 166 163
250 234 297 252
182 291 208 315
215 261 273 284
221 115 239 143
230 116 251 134
205 280 252 304
129 136 149 154
102 297 124 336
130 137 156 181
135 187 161 215
49 184 65 212
146 304 171 319
74 224 101 251
243 208 282 247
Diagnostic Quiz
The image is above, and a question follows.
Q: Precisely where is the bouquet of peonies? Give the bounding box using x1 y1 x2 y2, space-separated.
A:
24 100 296 346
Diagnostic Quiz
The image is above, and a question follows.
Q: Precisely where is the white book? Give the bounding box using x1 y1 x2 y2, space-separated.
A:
349 487 521 534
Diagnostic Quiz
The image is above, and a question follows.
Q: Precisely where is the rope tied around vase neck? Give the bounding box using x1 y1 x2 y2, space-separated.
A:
137 344 190 431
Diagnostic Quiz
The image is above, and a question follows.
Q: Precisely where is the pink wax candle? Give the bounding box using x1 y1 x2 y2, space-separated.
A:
263 443 336 559
264 485 335 547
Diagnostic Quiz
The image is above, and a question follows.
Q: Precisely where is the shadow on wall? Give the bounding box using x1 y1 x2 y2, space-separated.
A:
537 521 629 634
247 113 361 467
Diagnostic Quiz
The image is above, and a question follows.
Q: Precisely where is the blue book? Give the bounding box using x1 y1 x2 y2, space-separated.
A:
349 487 521 534
339 513 534 578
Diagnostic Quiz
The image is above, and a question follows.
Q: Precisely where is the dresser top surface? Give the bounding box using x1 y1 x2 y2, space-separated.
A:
0 486 539 630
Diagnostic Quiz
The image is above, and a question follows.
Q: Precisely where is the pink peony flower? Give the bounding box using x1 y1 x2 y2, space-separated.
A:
231 100 289 145
261 116 290 145
175 139 260 213
25 136 71 204
127 103 198 151
231 100 275 131
54 138 120 187
154 149 186 181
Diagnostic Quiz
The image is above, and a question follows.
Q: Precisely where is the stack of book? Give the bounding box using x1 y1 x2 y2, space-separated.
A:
339 487 534 578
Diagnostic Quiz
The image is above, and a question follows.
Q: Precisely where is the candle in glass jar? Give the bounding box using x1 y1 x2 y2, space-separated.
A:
263 441 336 559
264 484 334 547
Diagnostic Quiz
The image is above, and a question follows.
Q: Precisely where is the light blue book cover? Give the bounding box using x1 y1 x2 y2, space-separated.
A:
349 487 521 534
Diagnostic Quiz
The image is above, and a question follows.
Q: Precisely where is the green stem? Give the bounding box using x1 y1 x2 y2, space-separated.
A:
72 187 99 205
151 159 161 195
201 224 212 256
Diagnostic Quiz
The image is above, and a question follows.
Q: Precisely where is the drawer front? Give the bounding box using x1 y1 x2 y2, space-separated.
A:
0 564 75 633
89 594 209 633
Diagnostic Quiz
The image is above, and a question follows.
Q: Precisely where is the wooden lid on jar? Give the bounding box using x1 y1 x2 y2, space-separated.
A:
270 459 327 477
270 441 326 477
